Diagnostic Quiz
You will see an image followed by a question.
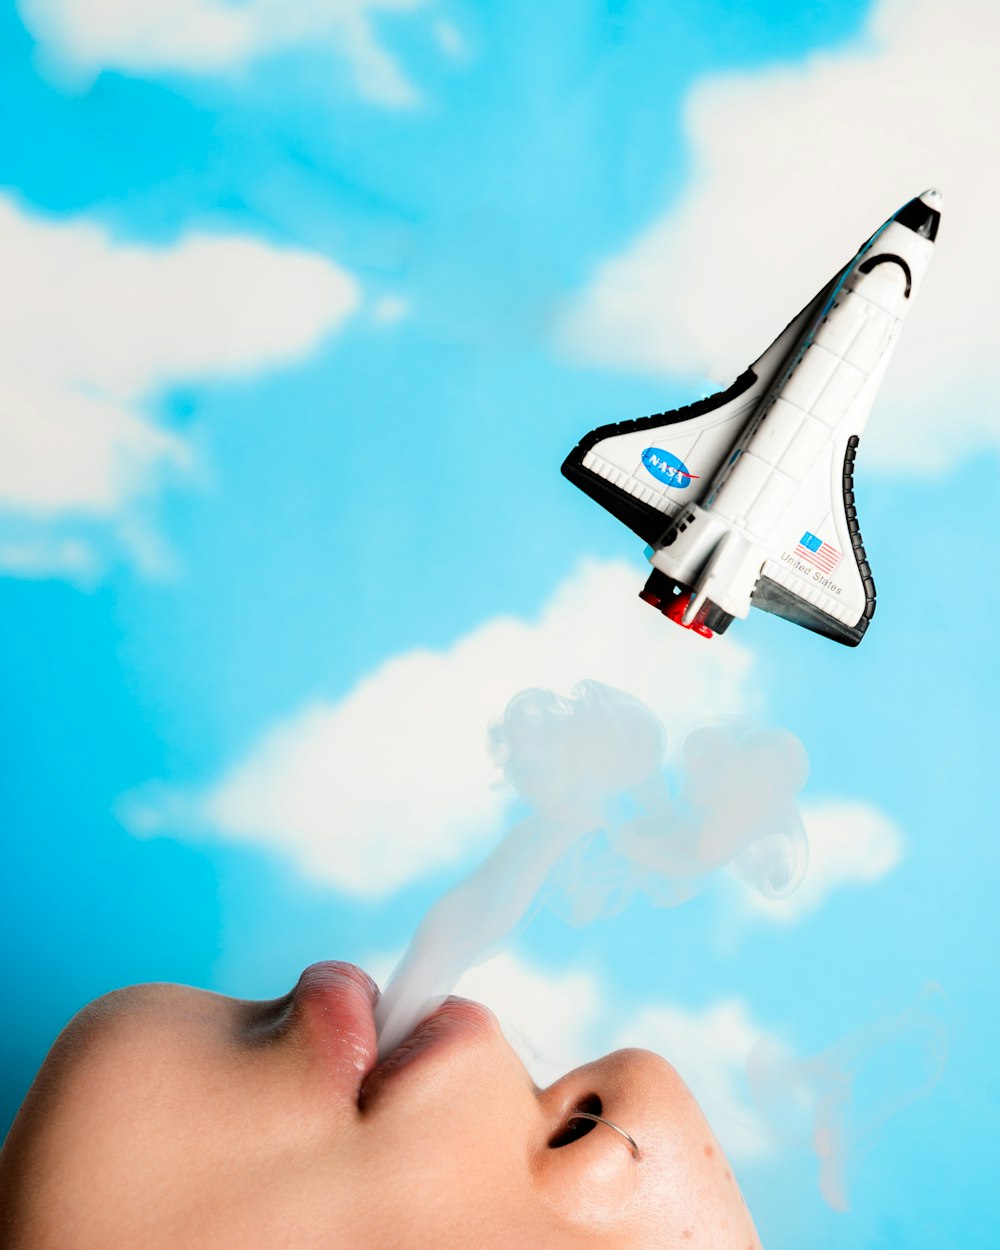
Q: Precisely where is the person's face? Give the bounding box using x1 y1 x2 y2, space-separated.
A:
0 963 762 1249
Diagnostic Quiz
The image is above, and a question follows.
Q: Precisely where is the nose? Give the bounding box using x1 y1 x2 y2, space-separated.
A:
534 1049 762 1247
894 190 941 240
541 1048 705 1161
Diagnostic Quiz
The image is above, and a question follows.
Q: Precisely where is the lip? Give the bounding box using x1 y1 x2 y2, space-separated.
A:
359 995 499 1111
285 961 381 1101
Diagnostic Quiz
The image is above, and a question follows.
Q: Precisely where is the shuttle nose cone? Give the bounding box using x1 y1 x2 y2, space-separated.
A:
894 189 941 241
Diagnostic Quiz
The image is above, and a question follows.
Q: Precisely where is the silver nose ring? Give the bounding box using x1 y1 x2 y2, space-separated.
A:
567 1111 640 1159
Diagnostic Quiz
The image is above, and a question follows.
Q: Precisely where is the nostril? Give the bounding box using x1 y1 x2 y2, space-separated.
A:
548 1093 603 1149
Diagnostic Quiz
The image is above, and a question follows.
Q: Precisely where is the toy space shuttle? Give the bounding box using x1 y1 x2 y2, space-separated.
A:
562 190 941 646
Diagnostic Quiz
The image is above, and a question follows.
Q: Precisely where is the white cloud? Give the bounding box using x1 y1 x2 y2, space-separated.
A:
0 194 358 576
612 997 779 1162
745 799 904 924
557 0 1000 471
18 0 425 106
120 558 756 895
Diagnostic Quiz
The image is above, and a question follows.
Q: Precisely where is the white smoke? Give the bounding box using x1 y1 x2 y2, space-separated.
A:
374 679 809 1056
748 985 948 1210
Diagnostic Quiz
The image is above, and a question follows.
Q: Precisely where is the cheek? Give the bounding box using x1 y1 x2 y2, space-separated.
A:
632 1140 759 1250
533 1120 753 1249
14 1031 343 1222
532 1136 643 1232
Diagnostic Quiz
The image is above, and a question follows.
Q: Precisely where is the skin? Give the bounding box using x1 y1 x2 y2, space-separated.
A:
0 963 763 1250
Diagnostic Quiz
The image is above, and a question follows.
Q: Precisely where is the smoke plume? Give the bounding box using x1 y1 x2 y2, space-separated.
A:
375 679 809 1056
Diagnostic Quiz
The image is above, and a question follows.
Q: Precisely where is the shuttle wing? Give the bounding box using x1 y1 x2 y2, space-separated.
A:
750 347 895 646
561 278 837 545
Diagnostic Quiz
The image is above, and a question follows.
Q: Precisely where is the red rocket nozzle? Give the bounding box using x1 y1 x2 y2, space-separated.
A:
639 570 724 638
663 592 715 640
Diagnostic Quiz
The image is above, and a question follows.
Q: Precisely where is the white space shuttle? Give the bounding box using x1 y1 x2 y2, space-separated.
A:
563 190 941 646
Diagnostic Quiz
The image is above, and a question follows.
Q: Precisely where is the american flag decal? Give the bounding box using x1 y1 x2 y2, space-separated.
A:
795 531 842 573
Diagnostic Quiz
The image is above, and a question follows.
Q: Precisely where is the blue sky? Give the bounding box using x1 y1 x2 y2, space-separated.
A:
2 1 998 1245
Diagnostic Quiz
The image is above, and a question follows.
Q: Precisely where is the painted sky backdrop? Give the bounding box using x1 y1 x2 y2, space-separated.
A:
2 1 998 1246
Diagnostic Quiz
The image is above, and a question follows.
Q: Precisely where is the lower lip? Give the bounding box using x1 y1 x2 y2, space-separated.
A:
359 996 498 1110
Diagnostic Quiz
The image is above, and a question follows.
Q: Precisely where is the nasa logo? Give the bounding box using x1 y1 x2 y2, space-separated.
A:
641 447 698 488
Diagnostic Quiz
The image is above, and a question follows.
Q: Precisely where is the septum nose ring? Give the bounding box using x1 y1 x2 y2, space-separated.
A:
567 1111 640 1160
